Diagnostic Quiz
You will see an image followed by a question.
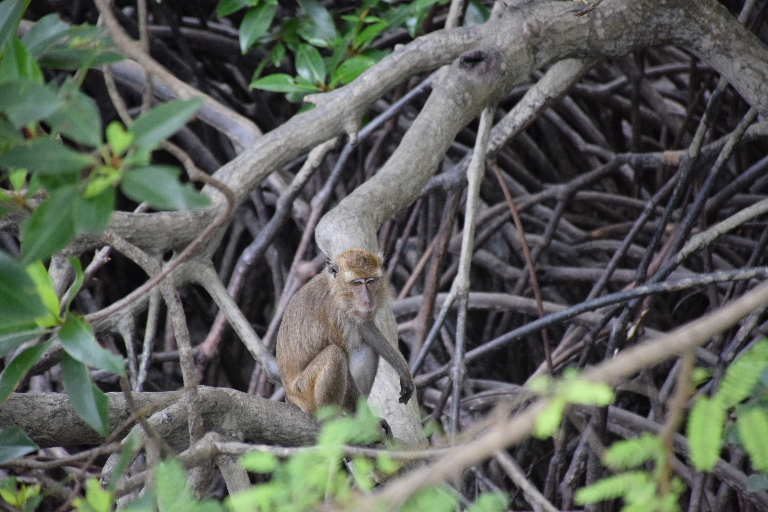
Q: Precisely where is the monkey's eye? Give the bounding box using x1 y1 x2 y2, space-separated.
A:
351 279 365 286
366 278 376 285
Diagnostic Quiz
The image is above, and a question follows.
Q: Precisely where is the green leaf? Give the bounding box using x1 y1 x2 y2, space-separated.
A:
466 492 508 512
60 352 109 437
0 341 51 402
155 459 225 512
105 121 133 156
0 36 43 83
63 255 84 313
532 397 565 439
58 315 124 376
687 395 725 471
716 339 768 407
72 187 115 235
602 432 664 470
269 41 286 66
129 98 203 151
120 165 209 211
575 471 650 505
46 82 102 147
295 44 325 83
559 379 613 406
0 328 48 358
736 405 768 471
19 185 78 265
0 250 47 323
0 0 31 53
24 260 59 323
239 451 278 473
0 137 95 174
249 72 319 93
238 0 277 54
0 80 62 128
216 0 254 17
402 486 457 512
353 21 387 50
72 479 113 512
296 0 338 43
0 427 37 464
20 13 69 57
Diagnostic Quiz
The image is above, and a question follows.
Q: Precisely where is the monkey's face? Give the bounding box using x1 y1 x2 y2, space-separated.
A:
348 277 380 317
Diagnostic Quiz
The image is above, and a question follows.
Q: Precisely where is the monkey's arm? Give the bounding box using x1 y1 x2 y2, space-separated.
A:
360 322 414 405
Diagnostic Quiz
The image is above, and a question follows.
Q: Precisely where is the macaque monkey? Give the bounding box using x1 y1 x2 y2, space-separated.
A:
276 249 414 415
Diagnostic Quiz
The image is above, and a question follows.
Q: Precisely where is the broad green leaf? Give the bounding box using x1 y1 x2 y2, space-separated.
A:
736 405 768 471
0 0 30 53
0 427 37 464
8 168 26 190
0 341 51 402
129 98 203 151
238 0 277 54
716 339 768 407
24 260 59 323
72 186 115 235
105 121 133 156
60 352 109 437
72 478 113 512
120 165 209 211
0 137 95 174
46 82 102 147
58 315 124 376
687 396 725 471
216 0 254 17
532 397 565 439
249 72 319 93
20 13 69 57
296 0 338 43
0 80 62 128
19 185 77 264
239 451 278 473
0 328 47 358
0 36 43 83
295 44 325 83
37 24 122 70
353 21 387 50
0 250 47 322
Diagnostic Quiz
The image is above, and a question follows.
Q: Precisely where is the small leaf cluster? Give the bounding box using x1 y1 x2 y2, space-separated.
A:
575 433 684 512
217 0 458 101
0 0 210 442
0 476 41 512
687 338 768 481
527 369 614 439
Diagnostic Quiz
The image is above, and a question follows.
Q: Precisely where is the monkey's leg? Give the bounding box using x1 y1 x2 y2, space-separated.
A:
293 344 350 413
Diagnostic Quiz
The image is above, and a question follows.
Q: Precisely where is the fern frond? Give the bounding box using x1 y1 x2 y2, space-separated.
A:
737 405 768 471
574 471 651 505
687 395 725 471
603 433 664 470
716 339 768 407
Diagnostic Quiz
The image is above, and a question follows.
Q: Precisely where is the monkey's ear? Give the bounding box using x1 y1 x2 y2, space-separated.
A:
327 261 339 278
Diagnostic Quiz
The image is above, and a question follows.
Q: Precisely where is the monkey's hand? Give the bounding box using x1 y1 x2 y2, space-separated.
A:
399 378 413 404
